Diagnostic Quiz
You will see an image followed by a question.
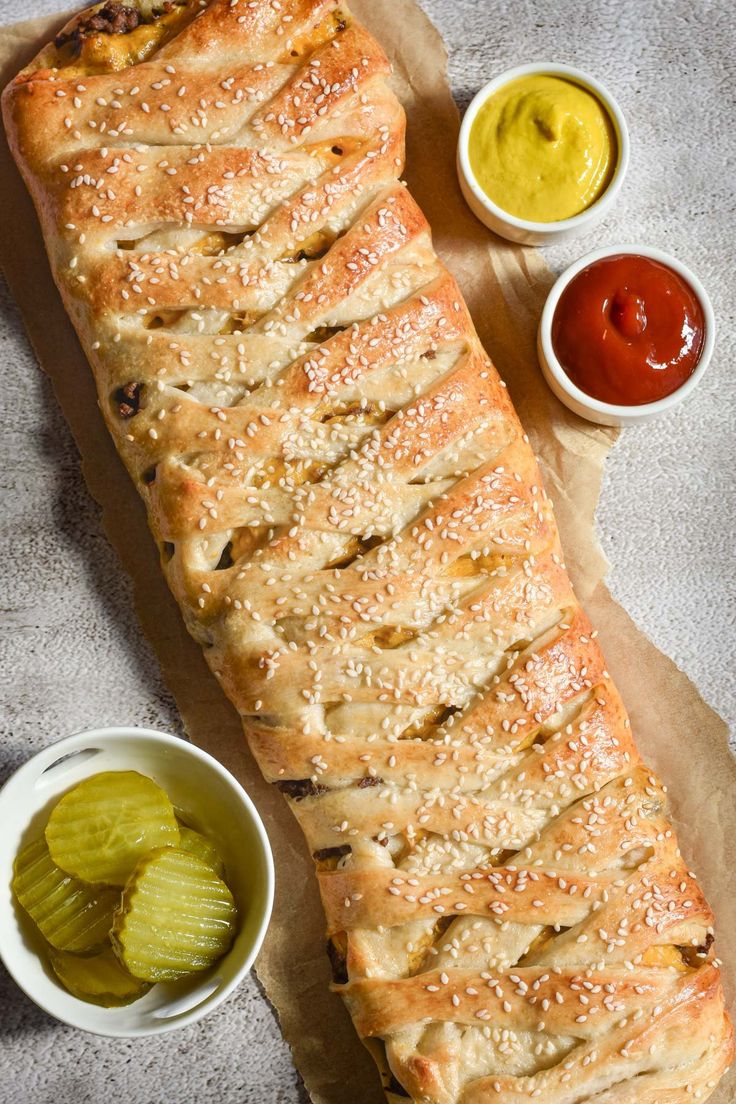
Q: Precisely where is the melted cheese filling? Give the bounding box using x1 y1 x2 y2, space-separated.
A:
51 3 195 76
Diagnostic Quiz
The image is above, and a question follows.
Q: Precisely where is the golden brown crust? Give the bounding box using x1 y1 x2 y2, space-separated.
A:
3 2 732 1100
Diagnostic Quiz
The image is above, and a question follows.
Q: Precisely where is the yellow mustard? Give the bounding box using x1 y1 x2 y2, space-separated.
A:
468 74 617 223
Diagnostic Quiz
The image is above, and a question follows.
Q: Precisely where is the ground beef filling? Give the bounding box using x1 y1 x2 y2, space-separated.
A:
276 778 328 801
55 3 142 51
116 381 143 418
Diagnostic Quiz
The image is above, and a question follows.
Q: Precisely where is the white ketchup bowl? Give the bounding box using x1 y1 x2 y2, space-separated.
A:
0 727 274 1037
537 244 716 426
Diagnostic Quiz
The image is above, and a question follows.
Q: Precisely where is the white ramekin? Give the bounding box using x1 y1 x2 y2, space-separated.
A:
537 244 715 426
457 63 630 246
0 727 274 1037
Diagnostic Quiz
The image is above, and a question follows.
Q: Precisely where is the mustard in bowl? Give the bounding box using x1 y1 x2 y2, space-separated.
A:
457 63 629 245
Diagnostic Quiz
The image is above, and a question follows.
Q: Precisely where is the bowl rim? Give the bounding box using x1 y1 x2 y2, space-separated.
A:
457 61 630 235
0 725 275 1037
538 243 716 419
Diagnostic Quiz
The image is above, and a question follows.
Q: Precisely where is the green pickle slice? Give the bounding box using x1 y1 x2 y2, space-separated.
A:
12 837 119 953
49 946 151 1006
112 847 238 982
177 824 226 878
45 770 180 886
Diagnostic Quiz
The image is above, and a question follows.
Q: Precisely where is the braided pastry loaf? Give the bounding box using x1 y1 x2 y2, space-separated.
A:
4 1 732 1100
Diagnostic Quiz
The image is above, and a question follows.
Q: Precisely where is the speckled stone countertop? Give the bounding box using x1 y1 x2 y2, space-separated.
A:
1 2 734 1102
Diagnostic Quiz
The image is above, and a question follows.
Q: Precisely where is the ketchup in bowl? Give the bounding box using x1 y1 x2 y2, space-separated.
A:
551 253 705 405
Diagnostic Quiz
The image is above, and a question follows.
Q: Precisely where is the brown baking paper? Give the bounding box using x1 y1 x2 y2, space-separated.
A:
1 3 734 1101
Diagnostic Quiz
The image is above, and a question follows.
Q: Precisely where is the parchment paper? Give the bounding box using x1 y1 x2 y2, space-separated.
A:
1 3 734 1102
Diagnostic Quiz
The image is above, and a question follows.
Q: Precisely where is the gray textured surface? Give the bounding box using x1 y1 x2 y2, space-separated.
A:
1 1 734 1102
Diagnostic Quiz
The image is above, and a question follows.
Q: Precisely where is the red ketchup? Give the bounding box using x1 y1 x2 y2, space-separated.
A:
551 254 705 406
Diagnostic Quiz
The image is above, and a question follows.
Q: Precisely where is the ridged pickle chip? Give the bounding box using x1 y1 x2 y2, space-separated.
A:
45 771 180 886
177 824 226 878
112 847 238 981
12 837 119 953
49 946 151 1006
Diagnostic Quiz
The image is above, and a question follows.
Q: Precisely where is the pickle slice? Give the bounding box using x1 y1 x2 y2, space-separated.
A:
112 847 238 982
12 837 118 953
45 771 179 886
49 946 151 1007
177 824 225 878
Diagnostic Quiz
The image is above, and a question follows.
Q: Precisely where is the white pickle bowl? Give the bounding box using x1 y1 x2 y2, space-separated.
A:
0 726 274 1037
